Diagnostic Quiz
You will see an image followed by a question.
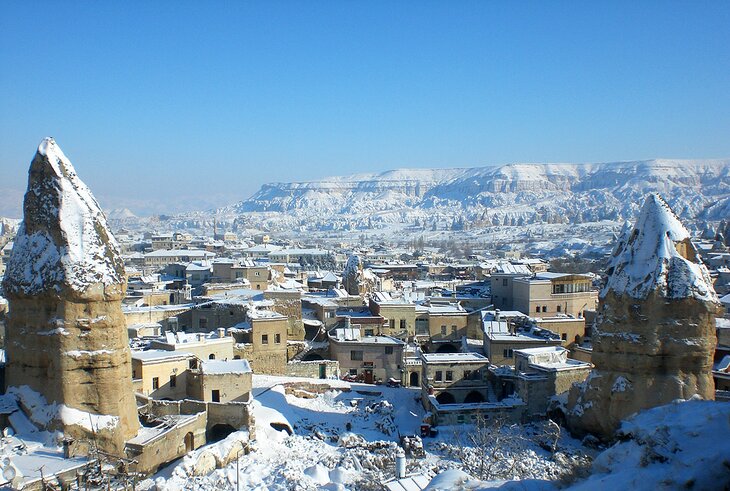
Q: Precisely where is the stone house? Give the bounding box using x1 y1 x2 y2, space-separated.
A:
150 331 235 361
131 350 195 400
369 292 417 340
483 319 561 366
420 352 491 405
512 272 598 318
187 359 253 403
513 347 592 420
328 328 405 383
422 302 468 351
232 313 289 375
531 315 586 346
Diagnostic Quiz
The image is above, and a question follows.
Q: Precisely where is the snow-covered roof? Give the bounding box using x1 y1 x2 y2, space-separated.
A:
131 349 193 362
602 193 717 302
201 359 252 374
421 352 488 364
2 138 126 295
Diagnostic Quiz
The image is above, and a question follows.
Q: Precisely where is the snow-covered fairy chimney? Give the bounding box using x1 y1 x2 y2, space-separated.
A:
2 138 139 454
567 193 720 439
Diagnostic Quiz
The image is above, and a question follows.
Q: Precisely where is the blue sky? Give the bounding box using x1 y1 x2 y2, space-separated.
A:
1 1 729 216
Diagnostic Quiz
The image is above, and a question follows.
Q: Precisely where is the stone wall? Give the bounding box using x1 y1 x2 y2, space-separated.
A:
286 360 340 379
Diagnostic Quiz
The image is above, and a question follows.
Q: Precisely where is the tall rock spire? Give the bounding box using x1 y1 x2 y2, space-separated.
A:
567 193 719 439
3 138 139 454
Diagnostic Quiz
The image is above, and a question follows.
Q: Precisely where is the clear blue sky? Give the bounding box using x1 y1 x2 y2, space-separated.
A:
1 1 729 216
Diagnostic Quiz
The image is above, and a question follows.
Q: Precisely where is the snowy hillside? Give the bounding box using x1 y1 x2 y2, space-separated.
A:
225 160 729 223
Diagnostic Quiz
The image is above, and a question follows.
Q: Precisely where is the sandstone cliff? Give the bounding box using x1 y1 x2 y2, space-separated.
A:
567 193 719 439
2 138 139 454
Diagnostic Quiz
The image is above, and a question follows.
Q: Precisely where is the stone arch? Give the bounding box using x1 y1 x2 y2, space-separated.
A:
208 353 216 360
302 352 324 361
436 391 456 405
207 424 236 443
409 371 420 387
464 390 485 403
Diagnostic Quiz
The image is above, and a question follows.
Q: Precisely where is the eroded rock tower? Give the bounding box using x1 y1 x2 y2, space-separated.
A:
2 138 139 454
567 193 719 438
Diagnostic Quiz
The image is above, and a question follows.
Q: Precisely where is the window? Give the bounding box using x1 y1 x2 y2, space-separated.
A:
542 306 547 313
255 271 260 276
256 284 260 290
435 371 443 381
199 317 208 330
385 346 394 355
212 390 220 402
445 371 453 382
556 305 561 313
503 348 514 359
400 319 406 330
390 319 396 328
152 377 159 390
502 278 508 286
451 325 457 335
208 353 215 360
275 333 281 344
262 334 269 344
464 370 472 380
441 325 447 335
365 329 374 336
536 306 541 313
326 311 335 319
169 374 177 387
189 359 198 370
351 350 363 361
349 368 358 376
561 333 567 341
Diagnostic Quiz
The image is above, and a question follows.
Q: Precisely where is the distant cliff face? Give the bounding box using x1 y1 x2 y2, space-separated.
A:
220 159 730 228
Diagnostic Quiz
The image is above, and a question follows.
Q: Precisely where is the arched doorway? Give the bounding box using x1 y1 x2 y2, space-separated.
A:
207 424 236 443
409 372 419 387
464 390 485 403
184 432 194 452
436 392 456 404
209 353 216 360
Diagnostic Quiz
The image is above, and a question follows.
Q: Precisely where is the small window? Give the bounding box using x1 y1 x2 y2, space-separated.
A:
365 329 374 336
451 325 457 334
212 389 220 402
542 306 547 313
189 359 198 370
351 350 363 361
502 278 508 286
385 346 393 355
262 334 268 344
464 370 472 380
435 371 443 381
536 306 541 313
349 368 358 376
275 333 281 344
208 353 215 360
441 325 447 335
445 371 453 382
556 305 561 313
234 355 241 359
169 374 177 387
561 333 567 341
152 377 159 390
400 319 406 330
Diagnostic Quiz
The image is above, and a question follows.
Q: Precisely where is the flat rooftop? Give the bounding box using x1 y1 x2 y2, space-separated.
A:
421 352 488 364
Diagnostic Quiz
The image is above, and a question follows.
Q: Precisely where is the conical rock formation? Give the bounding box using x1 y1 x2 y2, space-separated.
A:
2 138 139 454
567 194 719 439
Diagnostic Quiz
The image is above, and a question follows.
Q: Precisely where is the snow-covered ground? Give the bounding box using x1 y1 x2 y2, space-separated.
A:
146 375 592 490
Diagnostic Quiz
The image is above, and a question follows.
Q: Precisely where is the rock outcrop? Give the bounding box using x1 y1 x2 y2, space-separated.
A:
567 193 720 439
2 138 139 454
342 255 375 296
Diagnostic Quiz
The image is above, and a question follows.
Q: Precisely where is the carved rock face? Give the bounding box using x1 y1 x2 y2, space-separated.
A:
567 193 719 439
3 138 138 454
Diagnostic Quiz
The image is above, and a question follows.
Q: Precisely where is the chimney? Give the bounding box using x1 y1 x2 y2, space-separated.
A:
395 448 406 479
495 309 501 322
217 328 226 338
344 316 351 329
